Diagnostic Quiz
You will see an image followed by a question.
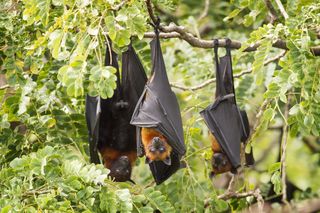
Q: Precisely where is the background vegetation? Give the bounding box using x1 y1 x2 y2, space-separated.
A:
0 0 319 212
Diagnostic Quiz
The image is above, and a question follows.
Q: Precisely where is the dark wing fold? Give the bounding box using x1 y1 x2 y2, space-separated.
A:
130 35 186 184
85 95 101 164
149 153 181 185
200 45 250 169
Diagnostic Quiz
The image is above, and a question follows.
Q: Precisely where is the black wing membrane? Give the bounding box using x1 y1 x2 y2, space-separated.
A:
130 34 186 184
200 40 252 170
85 95 101 164
85 41 147 163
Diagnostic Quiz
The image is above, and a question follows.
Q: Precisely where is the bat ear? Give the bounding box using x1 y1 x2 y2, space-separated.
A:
128 179 136 184
163 156 171 165
145 157 153 164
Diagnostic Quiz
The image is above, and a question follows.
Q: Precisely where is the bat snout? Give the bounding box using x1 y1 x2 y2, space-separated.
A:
109 156 132 182
212 153 228 169
150 137 166 154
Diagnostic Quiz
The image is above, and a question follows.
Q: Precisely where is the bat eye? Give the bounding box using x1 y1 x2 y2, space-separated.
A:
116 169 120 173
150 147 156 152
159 147 165 152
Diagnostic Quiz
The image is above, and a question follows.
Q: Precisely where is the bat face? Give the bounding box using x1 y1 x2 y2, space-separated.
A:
99 147 136 182
109 156 132 182
210 153 232 177
141 128 172 165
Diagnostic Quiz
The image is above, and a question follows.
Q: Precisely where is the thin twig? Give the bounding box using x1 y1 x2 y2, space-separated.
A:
274 0 289 19
198 0 210 21
264 0 278 23
170 50 286 91
0 84 10 90
112 0 128 11
226 174 236 192
246 99 272 146
280 95 291 204
218 189 259 200
204 188 262 208
154 4 178 23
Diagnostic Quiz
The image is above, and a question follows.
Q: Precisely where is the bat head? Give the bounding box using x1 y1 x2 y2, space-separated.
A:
109 156 132 182
146 137 171 165
210 153 232 177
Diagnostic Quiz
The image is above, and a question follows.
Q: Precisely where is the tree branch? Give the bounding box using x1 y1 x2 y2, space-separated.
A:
170 50 286 91
280 95 291 204
144 0 320 56
112 0 128 11
0 84 10 90
274 0 289 19
246 99 272 146
264 0 278 23
204 188 263 208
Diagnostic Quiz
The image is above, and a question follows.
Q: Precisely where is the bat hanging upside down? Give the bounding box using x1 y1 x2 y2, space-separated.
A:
99 147 137 182
141 127 172 165
209 132 232 177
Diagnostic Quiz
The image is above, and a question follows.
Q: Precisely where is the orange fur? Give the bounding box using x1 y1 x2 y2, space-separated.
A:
209 132 232 175
209 132 221 153
141 127 172 161
99 147 137 169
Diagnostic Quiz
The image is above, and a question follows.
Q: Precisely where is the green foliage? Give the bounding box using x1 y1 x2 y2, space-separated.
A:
0 0 320 212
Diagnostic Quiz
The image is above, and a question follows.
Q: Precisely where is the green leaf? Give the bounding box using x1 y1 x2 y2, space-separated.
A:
144 188 176 213
212 198 229 212
224 8 242 21
100 188 117 213
48 30 64 59
289 104 300 115
262 108 275 121
271 171 282 194
268 162 281 174
304 114 314 127
253 39 271 75
116 189 133 213
88 65 117 99
264 83 280 98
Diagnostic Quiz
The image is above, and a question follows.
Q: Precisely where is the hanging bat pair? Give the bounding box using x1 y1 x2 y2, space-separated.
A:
86 36 183 184
85 42 147 182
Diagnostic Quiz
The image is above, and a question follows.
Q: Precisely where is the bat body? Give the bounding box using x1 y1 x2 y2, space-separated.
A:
201 40 252 178
209 132 232 176
141 127 172 164
85 43 147 182
130 34 186 184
